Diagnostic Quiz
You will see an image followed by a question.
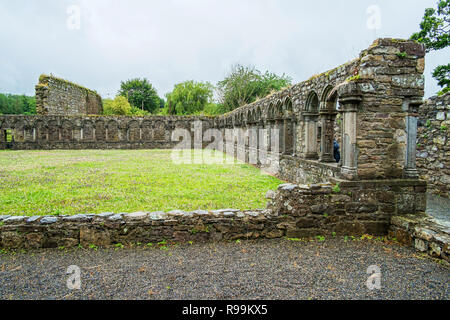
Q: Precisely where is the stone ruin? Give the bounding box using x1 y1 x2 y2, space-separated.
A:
0 38 448 260
35 74 103 116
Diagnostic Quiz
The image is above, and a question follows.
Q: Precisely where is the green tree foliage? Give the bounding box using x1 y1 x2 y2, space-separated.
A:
103 96 150 116
165 80 215 115
118 78 161 113
217 65 292 113
103 96 132 115
0 93 36 115
411 0 450 94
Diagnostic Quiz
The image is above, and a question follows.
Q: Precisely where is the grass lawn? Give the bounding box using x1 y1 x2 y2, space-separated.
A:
0 149 283 216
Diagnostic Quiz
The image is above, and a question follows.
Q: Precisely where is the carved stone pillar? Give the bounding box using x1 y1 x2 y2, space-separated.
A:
292 119 297 157
259 120 269 166
403 100 422 179
303 112 319 159
249 123 258 165
339 95 362 178
283 118 293 155
319 110 337 163
275 118 284 155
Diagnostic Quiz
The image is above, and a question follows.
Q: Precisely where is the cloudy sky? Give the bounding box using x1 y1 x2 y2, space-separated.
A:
0 0 448 99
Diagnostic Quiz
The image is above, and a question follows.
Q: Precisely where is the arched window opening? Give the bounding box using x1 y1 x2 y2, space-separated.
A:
304 92 320 159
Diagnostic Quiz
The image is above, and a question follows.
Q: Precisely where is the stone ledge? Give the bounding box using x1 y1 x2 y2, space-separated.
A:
389 214 449 262
0 205 392 250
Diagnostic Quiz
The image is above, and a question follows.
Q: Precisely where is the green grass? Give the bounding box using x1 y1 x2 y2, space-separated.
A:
0 149 282 216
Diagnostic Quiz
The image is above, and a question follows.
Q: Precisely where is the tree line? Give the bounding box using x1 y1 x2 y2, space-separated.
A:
0 93 36 115
104 65 292 117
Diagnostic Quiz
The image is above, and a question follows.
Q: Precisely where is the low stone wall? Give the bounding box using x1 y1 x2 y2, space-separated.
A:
389 214 449 262
267 179 426 238
0 115 214 150
35 75 103 116
417 92 449 198
0 180 426 249
279 156 342 184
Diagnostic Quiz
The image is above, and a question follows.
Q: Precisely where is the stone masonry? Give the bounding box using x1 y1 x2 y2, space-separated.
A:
417 92 449 198
0 38 441 258
0 180 426 250
35 75 103 116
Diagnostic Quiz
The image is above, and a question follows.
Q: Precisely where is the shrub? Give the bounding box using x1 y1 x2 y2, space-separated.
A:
103 96 132 115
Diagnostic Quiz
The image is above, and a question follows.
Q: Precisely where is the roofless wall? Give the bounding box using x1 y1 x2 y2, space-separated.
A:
0 38 426 184
35 75 103 116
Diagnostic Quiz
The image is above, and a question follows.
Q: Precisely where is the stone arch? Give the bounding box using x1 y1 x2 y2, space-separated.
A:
13 119 26 142
0 119 12 143
268 102 275 120
317 85 340 163
256 107 262 123
47 119 60 141
275 100 283 119
22 119 35 142
61 119 73 141
128 120 140 142
153 120 165 141
282 97 295 155
233 114 239 127
303 91 321 159
107 120 119 142
226 116 232 128
83 120 95 141
35 119 47 142
321 85 339 111
95 120 106 141
306 91 320 112
141 120 153 141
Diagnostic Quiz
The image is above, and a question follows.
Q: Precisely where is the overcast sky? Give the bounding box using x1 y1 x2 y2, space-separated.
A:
0 0 448 99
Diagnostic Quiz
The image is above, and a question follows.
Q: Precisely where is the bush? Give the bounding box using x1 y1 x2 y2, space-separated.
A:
103 96 132 115
165 80 214 115
118 78 161 113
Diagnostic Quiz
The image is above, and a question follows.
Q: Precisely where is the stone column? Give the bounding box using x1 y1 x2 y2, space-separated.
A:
275 118 284 155
249 123 258 165
292 120 297 157
265 121 271 152
283 118 293 155
339 96 361 178
403 100 422 179
303 112 319 159
319 111 337 163
259 121 269 166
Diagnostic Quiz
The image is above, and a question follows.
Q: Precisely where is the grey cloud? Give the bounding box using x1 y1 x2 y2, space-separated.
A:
0 0 446 98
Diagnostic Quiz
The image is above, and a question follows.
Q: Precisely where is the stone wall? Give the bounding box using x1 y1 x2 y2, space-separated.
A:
35 75 103 116
389 214 449 262
0 180 426 249
417 92 449 197
0 115 214 150
1 39 427 186
215 38 426 184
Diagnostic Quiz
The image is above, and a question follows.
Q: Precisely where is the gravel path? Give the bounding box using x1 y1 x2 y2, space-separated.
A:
0 238 448 300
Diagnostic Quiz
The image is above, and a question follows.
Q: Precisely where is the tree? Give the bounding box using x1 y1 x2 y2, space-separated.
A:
0 93 36 115
165 80 215 115
411 0 450 94
103 96 132 115
118 78 161 113
217 65 292 112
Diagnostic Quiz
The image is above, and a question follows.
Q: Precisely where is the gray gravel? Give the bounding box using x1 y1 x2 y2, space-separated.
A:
0 238 448 300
